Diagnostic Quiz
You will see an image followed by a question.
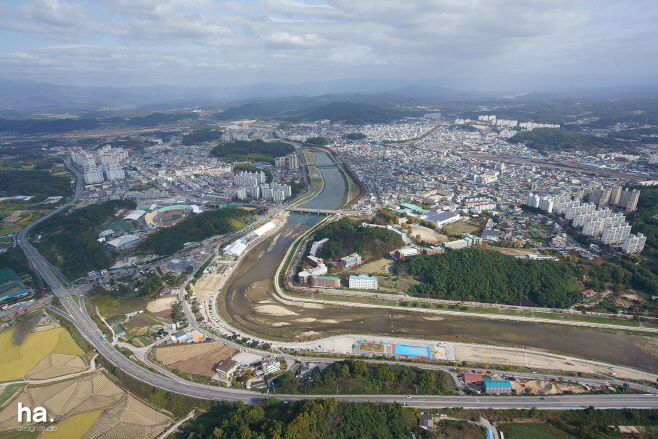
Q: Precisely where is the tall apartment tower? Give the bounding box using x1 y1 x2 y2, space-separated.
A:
610 185 622 205
288 153 299 171
622 233 646 254
617 189 640 212
589 188 611 209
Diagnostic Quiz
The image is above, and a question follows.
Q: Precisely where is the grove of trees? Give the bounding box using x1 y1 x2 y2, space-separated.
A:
396 248 580 308
211 139 295 163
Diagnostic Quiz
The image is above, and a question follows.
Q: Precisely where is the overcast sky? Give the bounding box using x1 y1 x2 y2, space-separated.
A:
0 0 656 89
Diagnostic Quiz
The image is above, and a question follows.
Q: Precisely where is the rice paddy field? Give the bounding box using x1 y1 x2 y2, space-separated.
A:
42 410 102 439
0 327 85 382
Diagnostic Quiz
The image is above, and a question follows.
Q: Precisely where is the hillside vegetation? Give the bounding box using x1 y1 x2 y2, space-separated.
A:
314 217 403 262
210 139 295 163
508 128 636 154
31 200 136 279
140 207 252 256
0 170 72 202
283 102 417 125
396 248 579 308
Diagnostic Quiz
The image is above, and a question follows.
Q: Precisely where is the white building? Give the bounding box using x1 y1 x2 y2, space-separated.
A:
622 233 646 254
601 223 632 245
349 275 378 290
261 359 281 375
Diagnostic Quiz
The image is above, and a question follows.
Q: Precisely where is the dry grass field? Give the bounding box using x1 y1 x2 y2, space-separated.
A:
356 258 394 275
489 247 536 256
25 354 87 380
42 410 102 439
0 327 85 381
0 373 172 439
146 297 177 313
358 342 385 353
411 226 449 244
442 220 479 236
154 341 237 377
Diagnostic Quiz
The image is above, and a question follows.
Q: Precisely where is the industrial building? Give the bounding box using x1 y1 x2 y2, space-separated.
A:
105 234 140 251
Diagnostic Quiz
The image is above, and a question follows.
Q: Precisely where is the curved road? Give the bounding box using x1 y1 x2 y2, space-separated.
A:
10 159 658 409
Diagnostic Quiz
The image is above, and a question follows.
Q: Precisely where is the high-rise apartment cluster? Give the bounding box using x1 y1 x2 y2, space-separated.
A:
71 145 128 184
234 170 291 202
622 233 646 254
589 186 640 211
274 153 299 170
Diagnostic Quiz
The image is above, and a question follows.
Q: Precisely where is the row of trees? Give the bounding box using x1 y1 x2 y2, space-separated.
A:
313 217 403 262
396 248 580 308
140 207 252 256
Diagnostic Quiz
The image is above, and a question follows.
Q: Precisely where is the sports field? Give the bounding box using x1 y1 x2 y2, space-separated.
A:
104 220 133 234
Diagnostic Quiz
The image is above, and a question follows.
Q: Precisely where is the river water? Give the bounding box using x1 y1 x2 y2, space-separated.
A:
223 152 658 372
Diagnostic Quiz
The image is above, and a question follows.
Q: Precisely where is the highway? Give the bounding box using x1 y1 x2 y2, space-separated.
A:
9 160 658 409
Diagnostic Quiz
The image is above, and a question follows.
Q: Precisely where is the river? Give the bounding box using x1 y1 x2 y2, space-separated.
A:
223 151 658 372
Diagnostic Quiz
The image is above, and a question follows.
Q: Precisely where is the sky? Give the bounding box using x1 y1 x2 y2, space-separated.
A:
0 0 656 89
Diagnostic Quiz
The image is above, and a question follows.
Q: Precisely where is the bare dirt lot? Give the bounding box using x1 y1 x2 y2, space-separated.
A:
410 226 449 244
146 297 178 313
154 341 237 377
454 345 652 381
489 248 536 256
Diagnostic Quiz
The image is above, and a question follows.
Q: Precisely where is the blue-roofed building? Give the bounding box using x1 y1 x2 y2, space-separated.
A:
400 202 423 212
349 274 378 290
483 375 513 394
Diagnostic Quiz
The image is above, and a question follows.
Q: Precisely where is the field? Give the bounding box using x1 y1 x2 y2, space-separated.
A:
113 297 148 316
411 225 449 244
90 296 118 318
498 423 569 439
356 258 394 275
154 341 237 377
307 166 324 192
442 220 479 236
146 296 177 313
356 341 385 353
103 220 133 234
490 247 536 256
303 150 316 164
0 373 172 438
42 410 102 439
0 327 85 381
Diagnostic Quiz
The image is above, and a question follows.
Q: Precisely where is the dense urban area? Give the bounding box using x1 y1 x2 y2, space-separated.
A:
2 94 658 439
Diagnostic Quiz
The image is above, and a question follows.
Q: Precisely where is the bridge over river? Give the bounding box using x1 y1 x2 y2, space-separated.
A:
287 207 359 215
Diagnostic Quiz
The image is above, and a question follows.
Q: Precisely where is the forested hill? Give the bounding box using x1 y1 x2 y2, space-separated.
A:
396 248 579 308
140 207 252 256
508 128 636 155
283 102 419 125
314 217 403 262
0 170 72 202
210 139 295 163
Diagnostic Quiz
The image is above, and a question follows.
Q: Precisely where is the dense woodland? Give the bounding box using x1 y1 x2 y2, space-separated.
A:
276 360 454 396
396 248 579 308
627 186 658 254
508 128 636 154
283 102 419 125
314 217 403 262
140 207 252 256
180 399 418 439
345 132 367 140
182 129 223 145
211 139 295 163
0 170 72 202
31 200 136 279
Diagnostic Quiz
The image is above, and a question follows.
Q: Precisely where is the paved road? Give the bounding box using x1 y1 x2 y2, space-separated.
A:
10 160 658 409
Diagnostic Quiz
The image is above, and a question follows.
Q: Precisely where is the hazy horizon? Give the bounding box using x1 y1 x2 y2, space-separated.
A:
1 0 657 91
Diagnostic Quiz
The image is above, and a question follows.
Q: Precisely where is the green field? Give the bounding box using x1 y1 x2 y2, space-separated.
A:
442 220 479 236
499 423 572 439
113 296 148 316
103 220 133 233
89 296 118 318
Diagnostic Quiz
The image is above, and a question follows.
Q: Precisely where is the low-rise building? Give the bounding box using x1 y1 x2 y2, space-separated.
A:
261 359 281 375
340 253 362 268
349 274 378 290
483 375 512 394
216 359 240 381
105 234 140 251
393 248 419 261
306 255 323 267
311 276 340 288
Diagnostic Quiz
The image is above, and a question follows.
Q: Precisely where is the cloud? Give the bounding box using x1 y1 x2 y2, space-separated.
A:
0 0 656 87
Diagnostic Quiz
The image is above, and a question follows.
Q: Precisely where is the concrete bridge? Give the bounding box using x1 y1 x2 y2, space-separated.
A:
287 208 359 215
308 162 343 168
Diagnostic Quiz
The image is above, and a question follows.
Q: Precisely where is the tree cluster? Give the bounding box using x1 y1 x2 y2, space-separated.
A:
314 217 403 262
182 129 223 145
284 102 420 125
344 132 367 140
508 128 635 155
277 359 453 396
211 139 295 163
182 397 417 439
31 200 136 279
140 207 252 256
396 248 580 308
0 170 73 202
